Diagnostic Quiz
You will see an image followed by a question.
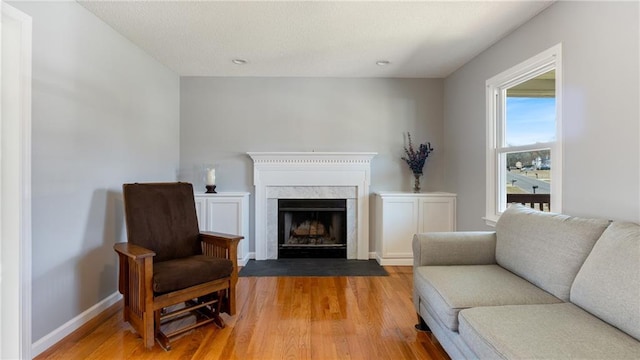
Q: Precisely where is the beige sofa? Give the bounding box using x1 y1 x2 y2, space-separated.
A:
413 204 640 359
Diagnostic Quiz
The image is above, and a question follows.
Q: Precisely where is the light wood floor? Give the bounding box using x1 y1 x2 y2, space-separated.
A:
36 266 449 360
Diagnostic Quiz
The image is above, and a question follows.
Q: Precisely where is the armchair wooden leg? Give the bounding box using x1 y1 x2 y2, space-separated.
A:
195 292 226 328
156 332 171 351
212 290 226 328
154 310 173 351
142 312 155 349
227 286 236 315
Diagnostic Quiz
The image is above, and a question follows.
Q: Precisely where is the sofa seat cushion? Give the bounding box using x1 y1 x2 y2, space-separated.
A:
459 303 640 359
153 255 233 294
414 264 561 331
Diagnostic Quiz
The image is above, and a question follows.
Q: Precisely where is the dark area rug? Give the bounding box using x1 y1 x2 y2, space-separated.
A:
239 258 388 277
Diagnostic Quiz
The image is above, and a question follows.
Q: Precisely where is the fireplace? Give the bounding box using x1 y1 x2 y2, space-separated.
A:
278 199 347 258
248 152 377 260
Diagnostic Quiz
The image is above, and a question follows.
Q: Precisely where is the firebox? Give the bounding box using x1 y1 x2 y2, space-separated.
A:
278 199 347 258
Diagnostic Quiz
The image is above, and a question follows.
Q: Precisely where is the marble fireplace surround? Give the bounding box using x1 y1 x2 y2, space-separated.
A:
248 152 377 260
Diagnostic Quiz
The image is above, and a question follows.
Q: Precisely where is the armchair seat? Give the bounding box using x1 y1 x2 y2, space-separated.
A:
153 255 233 294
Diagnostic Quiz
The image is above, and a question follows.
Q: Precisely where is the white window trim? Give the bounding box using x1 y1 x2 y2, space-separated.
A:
485 44 563 226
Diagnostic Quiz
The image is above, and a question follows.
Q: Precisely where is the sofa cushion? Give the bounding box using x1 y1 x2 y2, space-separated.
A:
413 231 497 266
459 303 640 359
570 221 640 341
495 204 610 301
413 264 561 331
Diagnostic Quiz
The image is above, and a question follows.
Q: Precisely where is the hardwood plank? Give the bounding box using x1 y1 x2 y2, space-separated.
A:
36 266 449 360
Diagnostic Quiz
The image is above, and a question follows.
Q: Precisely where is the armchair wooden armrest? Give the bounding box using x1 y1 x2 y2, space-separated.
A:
200 231 242 262
114 242 156 260
200 231 243 250
199 231 243 315
113 242 156 296
113 242 156 334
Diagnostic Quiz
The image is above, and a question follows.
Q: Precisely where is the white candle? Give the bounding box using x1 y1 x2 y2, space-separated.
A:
206 169 216 185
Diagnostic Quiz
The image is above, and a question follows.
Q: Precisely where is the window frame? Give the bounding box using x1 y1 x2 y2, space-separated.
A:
485 44 562 226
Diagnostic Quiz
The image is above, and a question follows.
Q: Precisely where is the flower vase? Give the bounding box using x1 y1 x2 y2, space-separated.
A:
413 173 422 193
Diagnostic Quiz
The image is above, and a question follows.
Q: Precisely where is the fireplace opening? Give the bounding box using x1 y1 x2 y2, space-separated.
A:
278 199 347 258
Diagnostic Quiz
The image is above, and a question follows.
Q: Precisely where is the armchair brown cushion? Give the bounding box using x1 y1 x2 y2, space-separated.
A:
153 254 233 294
123 183 235 294
123 182 202 262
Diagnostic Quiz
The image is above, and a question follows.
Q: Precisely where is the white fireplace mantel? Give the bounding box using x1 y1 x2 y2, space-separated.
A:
248 152 377 260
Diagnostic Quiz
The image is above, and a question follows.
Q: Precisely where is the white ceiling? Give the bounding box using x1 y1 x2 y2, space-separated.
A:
77 0 554 78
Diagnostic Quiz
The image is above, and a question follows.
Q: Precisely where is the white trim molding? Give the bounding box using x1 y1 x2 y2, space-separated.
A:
485 43 562 224
1 3 32 359
248 152 377 260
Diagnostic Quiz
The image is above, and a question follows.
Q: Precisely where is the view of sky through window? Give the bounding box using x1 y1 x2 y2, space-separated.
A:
506 97 556 146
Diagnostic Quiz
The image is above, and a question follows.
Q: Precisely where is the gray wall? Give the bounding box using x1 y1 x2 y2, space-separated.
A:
10 2 180 342
180 77 444 252
444 1 639 229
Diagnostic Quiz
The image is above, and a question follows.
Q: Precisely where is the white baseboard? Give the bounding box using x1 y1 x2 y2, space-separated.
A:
374 254 413 266
238 253 252 266
31 292 122 357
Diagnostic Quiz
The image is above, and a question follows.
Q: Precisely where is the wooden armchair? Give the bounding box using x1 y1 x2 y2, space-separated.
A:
114 182 242 350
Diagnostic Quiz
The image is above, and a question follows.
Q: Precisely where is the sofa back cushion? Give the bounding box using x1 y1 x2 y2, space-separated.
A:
570 221 640 341
495 204 609 301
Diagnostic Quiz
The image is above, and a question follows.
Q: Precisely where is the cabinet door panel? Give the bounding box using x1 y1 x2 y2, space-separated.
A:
206 200 241 234
382 199 419 257
419 198 455 233
195 194 250 265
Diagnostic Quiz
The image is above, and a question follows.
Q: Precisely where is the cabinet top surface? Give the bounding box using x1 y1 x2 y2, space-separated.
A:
376 191 456 197
194 192 250 197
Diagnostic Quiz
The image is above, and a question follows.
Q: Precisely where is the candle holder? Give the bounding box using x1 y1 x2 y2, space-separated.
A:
205 185 217 194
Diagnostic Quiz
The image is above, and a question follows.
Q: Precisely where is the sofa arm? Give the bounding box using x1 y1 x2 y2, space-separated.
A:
412 231 497 267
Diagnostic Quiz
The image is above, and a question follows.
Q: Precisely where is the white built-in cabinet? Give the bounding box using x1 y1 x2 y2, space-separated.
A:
194 192 250 266
375 192 456 266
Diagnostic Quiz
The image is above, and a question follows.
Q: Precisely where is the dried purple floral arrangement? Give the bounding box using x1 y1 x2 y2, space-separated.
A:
402 132 434 175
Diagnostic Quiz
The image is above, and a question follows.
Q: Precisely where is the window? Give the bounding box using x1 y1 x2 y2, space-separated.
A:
485 44 562 225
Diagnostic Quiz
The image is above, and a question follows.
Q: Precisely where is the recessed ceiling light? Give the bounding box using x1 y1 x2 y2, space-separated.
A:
232 59 247 65
376 60 391 66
